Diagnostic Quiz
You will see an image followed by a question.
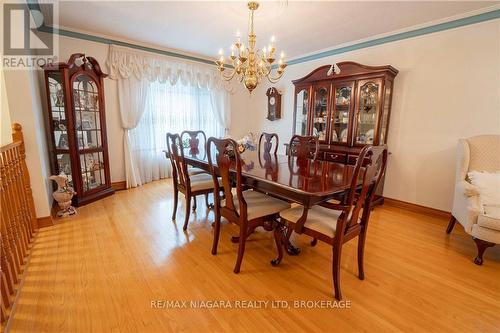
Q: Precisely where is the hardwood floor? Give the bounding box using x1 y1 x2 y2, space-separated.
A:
6 180 500 332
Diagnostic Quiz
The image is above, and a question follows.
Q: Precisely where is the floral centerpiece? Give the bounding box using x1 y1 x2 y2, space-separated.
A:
225 132 257 158
236 132 257 153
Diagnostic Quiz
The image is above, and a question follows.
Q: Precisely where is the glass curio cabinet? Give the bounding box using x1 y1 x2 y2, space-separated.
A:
291 62 398 205
42 53 114 206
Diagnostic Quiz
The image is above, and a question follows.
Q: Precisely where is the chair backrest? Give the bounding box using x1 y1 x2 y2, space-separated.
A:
289 135 319 160
181 130 207 158
258 132 279 155
167 133 191 190
342 145 388 233
207 137 247 221
456 135 500 181
166 132 178 180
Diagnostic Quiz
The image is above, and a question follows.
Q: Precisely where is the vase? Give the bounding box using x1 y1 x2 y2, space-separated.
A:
50 173 77 217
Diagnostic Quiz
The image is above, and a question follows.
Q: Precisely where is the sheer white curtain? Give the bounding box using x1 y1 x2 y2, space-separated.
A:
129 81 224 185
117 77 149 188
210 88 231 136
108 44 230 188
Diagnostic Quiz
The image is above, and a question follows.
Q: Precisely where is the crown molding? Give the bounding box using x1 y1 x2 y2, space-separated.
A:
286 8 500 66
39 25 216 66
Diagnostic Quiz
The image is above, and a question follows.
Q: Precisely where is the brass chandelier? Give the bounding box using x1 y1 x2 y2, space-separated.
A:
215 1 287 93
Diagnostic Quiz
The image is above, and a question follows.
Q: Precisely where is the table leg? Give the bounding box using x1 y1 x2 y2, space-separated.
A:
284 226 301 256
271 223 286 266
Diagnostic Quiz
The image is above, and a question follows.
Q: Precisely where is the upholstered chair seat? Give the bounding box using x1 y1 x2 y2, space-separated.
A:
280 205 358 239
188 167 206 175
222 190 290 220
189 173 221 192
477 213 500 232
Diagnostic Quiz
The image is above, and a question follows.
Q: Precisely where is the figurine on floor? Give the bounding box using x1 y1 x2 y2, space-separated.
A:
50 173 77 217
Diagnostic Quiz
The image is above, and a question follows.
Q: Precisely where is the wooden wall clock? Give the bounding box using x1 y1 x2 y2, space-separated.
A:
266 87 282 121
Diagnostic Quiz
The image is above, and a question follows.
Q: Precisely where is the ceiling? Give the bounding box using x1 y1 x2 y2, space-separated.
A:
55 1 498 61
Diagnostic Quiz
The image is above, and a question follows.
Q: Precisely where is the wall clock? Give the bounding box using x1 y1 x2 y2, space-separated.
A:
266 87 282 121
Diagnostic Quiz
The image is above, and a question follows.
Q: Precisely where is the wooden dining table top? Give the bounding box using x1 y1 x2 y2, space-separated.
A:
165 148 355 207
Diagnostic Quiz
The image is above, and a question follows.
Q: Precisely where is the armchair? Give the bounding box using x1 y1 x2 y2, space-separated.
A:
447 135 500 265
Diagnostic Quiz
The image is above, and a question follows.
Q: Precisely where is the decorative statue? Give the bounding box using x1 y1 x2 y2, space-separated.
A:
49 173 77 217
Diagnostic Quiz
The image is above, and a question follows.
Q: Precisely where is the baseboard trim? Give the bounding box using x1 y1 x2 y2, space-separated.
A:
37 215 54 228
383 197 451 219
111 181 127 191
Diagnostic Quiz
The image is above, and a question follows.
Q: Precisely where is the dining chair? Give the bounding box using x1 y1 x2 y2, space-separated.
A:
180 130 212 209
258 132 279 155
167 133 217 230
279 144 388 300
207 137 291 273
288 135 319 160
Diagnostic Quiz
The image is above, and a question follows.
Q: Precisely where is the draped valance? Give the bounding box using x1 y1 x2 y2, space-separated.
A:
107 44 228 91
107 44 231 188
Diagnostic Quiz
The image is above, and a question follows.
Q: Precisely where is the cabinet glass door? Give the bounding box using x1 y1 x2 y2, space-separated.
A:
379 81 392 144
294 88 309 136
48 72 73 187
355 79 381 145
72 74 106 192
312 86 329 141
331 83 353 144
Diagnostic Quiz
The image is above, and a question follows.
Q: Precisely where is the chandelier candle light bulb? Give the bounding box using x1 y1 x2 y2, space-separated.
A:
215 1 287 93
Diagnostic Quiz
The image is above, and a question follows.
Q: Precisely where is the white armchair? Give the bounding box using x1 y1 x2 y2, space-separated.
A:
447 135 500 265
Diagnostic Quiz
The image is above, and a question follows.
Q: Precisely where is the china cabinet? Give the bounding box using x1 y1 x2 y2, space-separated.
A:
42 53 114 206
290 62 398 203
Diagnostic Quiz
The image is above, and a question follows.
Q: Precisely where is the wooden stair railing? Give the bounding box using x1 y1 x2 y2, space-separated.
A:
0 123 38 327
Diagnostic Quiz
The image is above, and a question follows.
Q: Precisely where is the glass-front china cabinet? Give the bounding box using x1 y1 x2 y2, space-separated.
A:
42 53 114 206
291 62 398 203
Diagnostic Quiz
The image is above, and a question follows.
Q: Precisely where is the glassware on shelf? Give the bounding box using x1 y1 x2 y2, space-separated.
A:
336 86 351 105
313 87 328 140
355 81 379 144
331 86 352 143
80 152 104 191
54 88 64 107
91 95 99 109
56 154 73 186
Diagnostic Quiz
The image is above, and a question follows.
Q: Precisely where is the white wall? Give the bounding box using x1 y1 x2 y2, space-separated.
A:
4 68 53 217
229 20 500 211
1 70 12 144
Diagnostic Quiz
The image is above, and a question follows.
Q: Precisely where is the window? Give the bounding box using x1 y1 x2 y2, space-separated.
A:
130 81 223 184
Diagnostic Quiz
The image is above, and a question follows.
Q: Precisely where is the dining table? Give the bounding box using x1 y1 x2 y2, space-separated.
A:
164 147 356 254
